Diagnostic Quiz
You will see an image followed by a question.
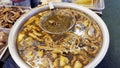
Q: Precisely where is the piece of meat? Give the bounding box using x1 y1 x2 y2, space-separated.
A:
0 32 8 42
0 6 24 28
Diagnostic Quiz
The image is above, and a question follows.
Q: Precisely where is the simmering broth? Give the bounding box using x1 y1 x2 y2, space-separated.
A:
17 8 103 68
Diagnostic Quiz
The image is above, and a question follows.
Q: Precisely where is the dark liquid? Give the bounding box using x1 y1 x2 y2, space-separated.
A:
42 12 74 33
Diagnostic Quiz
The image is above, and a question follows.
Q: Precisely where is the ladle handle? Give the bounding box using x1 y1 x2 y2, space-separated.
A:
48 2 54 10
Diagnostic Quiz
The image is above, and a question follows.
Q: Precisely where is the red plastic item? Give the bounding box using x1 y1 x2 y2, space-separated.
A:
12 0 25 2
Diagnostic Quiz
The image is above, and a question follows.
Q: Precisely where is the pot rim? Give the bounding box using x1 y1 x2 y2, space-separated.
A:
8 2 109 68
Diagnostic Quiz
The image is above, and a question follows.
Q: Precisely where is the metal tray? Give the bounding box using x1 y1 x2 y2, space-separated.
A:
0 6 30 60
63 0 105 11
0 27 10 59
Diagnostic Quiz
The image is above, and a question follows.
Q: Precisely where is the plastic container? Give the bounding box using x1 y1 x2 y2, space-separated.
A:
40 0 105 11
64 0 105 10
12 0 31 8
40 0 104 15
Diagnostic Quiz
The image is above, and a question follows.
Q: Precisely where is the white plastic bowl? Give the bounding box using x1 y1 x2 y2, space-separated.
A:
8 3 109 68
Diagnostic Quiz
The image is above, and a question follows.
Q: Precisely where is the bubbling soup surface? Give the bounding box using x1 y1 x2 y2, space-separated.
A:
17 8 103 68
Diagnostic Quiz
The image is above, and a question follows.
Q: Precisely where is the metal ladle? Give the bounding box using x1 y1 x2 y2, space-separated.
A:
40 2 76 34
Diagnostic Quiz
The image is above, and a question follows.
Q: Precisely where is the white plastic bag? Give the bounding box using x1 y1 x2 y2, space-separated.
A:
0 0 12 5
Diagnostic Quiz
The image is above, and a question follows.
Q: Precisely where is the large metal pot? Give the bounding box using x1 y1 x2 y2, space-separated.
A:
8 2 109 68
